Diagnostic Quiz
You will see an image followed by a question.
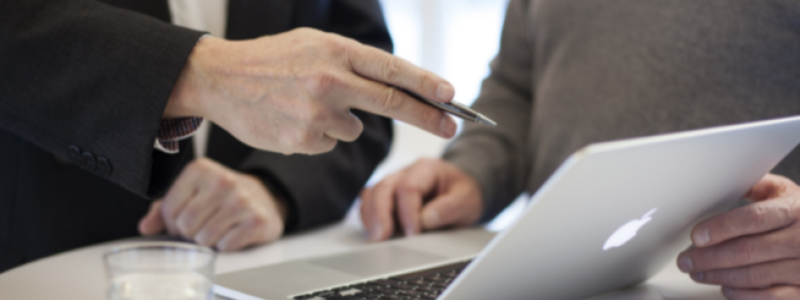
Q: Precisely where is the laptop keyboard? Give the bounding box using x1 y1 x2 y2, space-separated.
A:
291 261 471 300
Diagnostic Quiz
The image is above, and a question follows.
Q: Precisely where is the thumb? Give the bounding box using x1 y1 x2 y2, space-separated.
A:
420 194 466 230
745 174 796 202
139 200 165 235
421 181 483 230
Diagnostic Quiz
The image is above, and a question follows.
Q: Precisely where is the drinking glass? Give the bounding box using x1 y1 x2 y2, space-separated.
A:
104 242 216 300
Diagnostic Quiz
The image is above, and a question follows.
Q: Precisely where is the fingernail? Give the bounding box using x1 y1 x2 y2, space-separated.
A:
693 228 710 246
678 256 694 272
439 116 456 137
722 286 732 298
690 272 704 281
422 209 440 229
371 222 383 241
436 83 454 101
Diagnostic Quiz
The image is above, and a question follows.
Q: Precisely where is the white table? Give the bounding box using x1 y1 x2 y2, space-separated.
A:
0 211 725 300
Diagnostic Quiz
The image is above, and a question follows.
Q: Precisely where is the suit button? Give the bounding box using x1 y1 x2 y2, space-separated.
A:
97 157 112 177
81 152 96 171
69 145 81 162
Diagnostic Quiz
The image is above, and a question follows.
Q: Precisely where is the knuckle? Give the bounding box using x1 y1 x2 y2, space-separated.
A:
307 106 330 125
195 231 212 246
251 215 267 227
776 201 794 224
745 205 767 227
419 106 439 129
418 74 437 94
735 241 756 263
745 268 768 287
380 55 401 81
377 87 403 111
176 217 192 234
304 71 342 96
214 173 236 190
162 205 178 220
293 130 320 150
228 195 248 211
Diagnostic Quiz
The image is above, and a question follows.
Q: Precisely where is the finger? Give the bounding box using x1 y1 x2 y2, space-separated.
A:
334 74 457 139
691 259 800 288
175 187 227 239
360 173 401 241
194 195 250 247
420 185 480 230
347 44 455 103
282 125 339 155
216 224 255 252
678 229 798 273
745 174 799 202
392 161 443 235
395 187 424 237
359 186 375 226
689 199 795 248
138 200 165 235
216 217 279 252
723 285 800 300
323 111 363 142
161 163 206 235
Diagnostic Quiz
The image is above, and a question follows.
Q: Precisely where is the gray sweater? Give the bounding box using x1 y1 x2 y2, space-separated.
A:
444 0 800 221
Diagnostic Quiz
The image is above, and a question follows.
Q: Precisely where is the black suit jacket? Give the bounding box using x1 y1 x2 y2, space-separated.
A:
0 0 392 273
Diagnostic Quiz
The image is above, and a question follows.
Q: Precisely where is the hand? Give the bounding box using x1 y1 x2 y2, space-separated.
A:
677 174 800 299
138 158 287 251
164 28 458 155
360 158 483 241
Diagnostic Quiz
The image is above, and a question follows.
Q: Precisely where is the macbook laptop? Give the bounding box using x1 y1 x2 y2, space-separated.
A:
215 115 800 300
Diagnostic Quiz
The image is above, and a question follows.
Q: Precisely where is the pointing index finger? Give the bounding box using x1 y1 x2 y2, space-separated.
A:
347 44 455 103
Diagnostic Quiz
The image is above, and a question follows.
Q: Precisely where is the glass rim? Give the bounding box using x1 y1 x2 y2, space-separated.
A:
104 241 216 266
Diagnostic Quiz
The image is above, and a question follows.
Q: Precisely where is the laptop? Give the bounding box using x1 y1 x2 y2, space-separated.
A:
214 115 800 300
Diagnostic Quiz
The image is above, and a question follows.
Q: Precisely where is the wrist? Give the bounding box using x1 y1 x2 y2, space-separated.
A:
164 36 224 118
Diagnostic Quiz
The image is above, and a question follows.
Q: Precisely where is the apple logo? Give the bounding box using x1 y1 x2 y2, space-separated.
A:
603 207 658 251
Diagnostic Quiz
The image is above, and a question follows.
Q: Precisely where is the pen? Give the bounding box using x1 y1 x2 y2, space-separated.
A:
400 89 497 127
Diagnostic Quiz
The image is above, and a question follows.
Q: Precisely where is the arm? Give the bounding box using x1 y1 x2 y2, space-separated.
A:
0 0 204 197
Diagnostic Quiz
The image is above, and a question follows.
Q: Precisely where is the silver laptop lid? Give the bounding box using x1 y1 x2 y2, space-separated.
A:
441 115 800 300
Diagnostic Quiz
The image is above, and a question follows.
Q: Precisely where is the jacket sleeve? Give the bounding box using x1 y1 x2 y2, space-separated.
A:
0 0 205 198
209 0 394 233
443 0 535 222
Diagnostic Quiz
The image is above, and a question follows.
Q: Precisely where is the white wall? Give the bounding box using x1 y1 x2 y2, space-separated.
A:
370 0 509 184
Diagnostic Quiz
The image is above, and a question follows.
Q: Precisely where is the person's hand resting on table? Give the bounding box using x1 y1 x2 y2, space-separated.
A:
360 158 483 241
138 158 286 251
677 174 800 299
165 27 457 155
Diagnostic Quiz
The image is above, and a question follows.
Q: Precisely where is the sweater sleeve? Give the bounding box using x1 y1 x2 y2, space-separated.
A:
443 0 535 222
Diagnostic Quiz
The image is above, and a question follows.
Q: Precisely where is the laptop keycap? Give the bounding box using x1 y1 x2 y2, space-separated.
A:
292 261 471 300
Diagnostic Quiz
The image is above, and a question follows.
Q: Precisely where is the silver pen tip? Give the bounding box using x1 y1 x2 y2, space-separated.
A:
477 115 497 127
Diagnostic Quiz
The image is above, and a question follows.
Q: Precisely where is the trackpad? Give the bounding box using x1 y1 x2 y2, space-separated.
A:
309 246 445 277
